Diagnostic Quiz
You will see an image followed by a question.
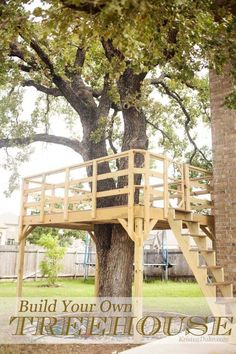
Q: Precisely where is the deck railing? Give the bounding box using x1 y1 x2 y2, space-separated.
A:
21 149 213 224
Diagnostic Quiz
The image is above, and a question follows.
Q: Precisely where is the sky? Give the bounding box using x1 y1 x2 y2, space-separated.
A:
0 88 212 218
0 88 83 217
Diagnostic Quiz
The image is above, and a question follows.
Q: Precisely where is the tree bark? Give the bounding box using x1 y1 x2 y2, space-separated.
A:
94 224 134 297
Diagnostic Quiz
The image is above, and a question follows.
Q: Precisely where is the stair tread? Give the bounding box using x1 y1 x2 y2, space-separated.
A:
182 233 206 237
189 248 214 253
198 265 222 270
175 208 192 213
206 281 232 286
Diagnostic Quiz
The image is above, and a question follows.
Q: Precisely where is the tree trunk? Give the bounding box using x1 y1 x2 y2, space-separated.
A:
209 67 236 293
52 64 147 298
94 224 134 297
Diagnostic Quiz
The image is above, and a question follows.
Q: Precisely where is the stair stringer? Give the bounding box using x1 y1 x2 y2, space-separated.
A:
168 209 226 316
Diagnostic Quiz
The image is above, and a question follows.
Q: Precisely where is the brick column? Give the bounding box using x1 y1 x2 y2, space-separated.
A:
209 68 236 292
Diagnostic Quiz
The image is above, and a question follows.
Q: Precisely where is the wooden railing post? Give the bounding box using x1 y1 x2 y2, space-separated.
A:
184 164 190 210
163 158 169 218
128 150 134 238
64 168 70 221
144 151 150 236
17 178 29 297
180 164 185 209
49 185 55 214
133 217 144 342
39 174 46 223
19 178 29 228
92 160 97 219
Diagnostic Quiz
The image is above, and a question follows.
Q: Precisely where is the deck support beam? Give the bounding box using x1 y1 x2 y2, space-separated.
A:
133 217 144 342
16 225 35 298
16 236 26 298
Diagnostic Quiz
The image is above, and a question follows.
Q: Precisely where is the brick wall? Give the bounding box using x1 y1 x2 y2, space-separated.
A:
209 68 236 292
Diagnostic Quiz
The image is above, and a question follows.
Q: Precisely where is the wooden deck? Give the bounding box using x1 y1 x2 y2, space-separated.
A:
22 205 213 230
15 148 236 343
18 149 229 314
19 149 213 237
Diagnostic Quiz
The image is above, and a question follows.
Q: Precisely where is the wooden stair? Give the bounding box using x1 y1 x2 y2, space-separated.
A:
168 208 234 316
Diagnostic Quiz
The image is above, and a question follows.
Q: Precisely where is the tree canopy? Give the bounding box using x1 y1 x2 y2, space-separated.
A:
0 0 236 296
0 1 235 185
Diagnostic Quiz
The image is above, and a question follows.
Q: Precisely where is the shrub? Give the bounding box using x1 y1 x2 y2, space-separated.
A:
37 234 66 286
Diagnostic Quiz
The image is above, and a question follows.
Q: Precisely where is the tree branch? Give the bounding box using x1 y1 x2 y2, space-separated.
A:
98 74 111 117
30 39 55 75
101 38 125 62
145 118 173 144
107 109 118 155
151 79 212 165
22 80 62 97
65 47 86 79
9 41 39 72
0 134 84 155
74 47 86 68
60 0 106 14
29 38 98 118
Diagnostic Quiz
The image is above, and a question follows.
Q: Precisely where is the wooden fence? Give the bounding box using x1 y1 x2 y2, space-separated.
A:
0 245 96 280
0 245 194 280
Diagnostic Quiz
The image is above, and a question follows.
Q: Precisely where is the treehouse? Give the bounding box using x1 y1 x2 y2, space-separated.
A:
16 149 233 314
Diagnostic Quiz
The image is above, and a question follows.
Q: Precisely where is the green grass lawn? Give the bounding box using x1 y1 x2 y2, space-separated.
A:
0 278 210 315
0 278 202 297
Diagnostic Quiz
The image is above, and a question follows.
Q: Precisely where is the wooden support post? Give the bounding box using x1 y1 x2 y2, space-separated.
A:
128 150 134 238
39 174 46 223
163 158 169 218
134 218 143 299
184 164 190 211
92 160 97 219
133 217 144 342
16 179 28 297
64 168 70 221
16 226 36 297
144 152 150 237
16 234 26 297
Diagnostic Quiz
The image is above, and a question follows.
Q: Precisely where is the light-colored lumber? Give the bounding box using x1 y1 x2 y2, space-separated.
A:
96 188 129 198
18 148 221 310
92 160 97 219
39 174 46 223
133 217 144 327
184 164 190 210
64 168 70 221
144 151 150 236
128 150 134 238
163 158 169 218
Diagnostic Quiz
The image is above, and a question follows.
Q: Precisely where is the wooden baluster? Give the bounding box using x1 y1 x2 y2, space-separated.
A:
64 168 70 221
163 158 169 218
178 164 185 209
39 174 46 223
49 185 55 214
92 161 97 219
144 151 150 236
184 164 190 210
128 151 134 238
